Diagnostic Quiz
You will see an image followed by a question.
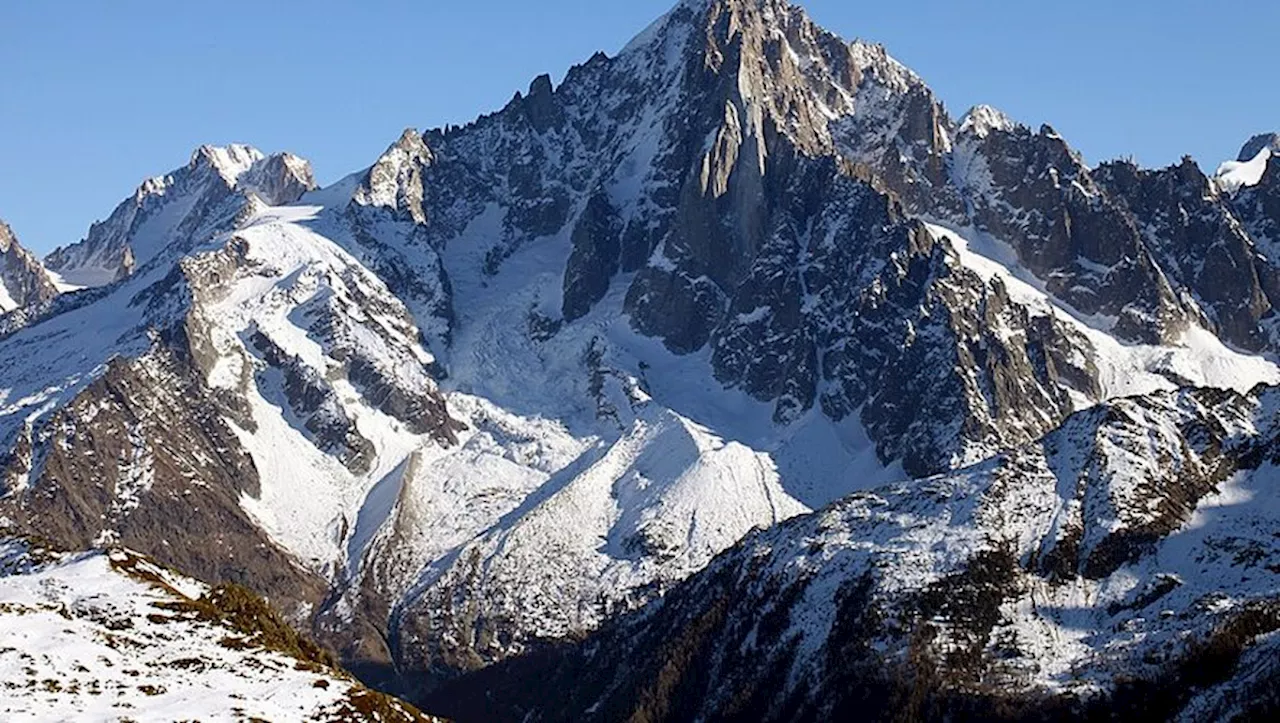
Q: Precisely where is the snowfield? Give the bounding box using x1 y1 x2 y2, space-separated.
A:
0 542 436 722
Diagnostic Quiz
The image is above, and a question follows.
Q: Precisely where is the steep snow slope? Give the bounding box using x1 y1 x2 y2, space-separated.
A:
279 192 829 676
0 541 438 722
196 203 457 572
2 149 835 691
1 159 459 627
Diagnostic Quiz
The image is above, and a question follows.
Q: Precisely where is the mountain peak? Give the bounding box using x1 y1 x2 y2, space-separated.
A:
1216 133 1278 193
848 39 923 91
622 0 803 56
42 144 315 288
351 129 433 223
0 219 14 254
959 104 1019 137
237 151 317 206
1239 132 1280 162
190 143 267 185
0 219 59 312
386 128 430 159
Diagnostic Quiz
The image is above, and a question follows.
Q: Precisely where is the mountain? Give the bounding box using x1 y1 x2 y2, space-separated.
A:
43 144 316 288
0 538 439 721
1 0 1278 717
430 384 1280 722
0 220 58 313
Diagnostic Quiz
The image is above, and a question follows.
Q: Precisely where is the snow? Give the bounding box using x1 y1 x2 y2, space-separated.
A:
45 264 119 290
196 143 265 185
199 205 450 573
399 400 810 647
959 104 1018 138
4 7 1279 698
0 545 421 722
847 40 923 94
43 271 87 293
619 0 700 56
928 222 1280 398
0 283 15 313
697 387 1280 703
1215 147 1272 194
42 144 306 290
0 270 157 456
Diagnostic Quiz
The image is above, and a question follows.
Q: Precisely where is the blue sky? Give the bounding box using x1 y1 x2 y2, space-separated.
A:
2 0 1276 254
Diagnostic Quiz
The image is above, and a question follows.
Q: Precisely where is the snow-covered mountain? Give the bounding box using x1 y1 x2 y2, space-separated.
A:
1 0 1279 717
431 383 1280 721
43 144 316 289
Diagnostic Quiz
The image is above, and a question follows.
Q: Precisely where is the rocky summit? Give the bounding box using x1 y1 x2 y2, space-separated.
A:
1 0 1278 720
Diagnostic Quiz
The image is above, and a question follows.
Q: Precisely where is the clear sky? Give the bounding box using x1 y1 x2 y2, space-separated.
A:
2 0 1276 254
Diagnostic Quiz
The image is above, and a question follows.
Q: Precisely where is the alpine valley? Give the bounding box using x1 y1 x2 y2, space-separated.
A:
2 0 1279 720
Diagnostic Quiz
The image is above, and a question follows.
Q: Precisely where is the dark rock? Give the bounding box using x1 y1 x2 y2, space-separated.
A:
1239 132 1280 162
562 193 623 321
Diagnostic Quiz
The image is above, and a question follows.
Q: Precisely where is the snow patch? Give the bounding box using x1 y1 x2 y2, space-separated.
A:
1215 147 1272 194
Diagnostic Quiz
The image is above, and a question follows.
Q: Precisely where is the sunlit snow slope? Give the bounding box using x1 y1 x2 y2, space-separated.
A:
0 541 438 722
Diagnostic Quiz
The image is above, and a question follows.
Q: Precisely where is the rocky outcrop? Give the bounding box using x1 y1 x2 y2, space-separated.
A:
708 163 1098 473
1239 132 1280 162
343 129 456 351
368 0 1125 478
248 329 378 474
1232 150 1280 255
0 220 58 312
1 167 462 636
1095 157 1279 351
951 122 1191 344
5 1 1280 716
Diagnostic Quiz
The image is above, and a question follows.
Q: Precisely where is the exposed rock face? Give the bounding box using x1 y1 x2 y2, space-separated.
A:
0 348 327 615
708 171 1098 473
342 129 456 349
0 220 58 312
1095 158 1279 351
1232 152 1280 258
1239 132 1280 162
563 193 623 322
951 123 1191 344
357 0 1121 478
429 385 1280 723
43 144 317 287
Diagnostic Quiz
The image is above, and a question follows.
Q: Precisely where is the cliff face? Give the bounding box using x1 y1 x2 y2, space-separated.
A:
0 220 58 313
